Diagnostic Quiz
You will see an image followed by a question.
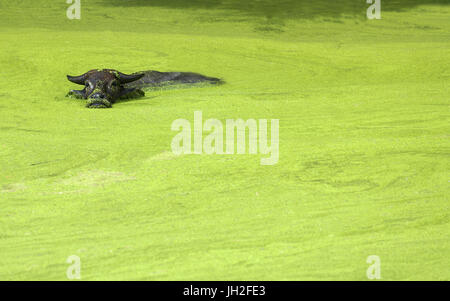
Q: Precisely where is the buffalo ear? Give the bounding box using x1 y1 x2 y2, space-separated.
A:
117 72 145 84
67 73 88 85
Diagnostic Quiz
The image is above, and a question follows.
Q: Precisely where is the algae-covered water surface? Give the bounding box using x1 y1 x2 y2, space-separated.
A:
0 0 449 280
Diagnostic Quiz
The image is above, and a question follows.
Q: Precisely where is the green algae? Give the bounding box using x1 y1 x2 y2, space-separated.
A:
66 91 84 99
0 0 449 280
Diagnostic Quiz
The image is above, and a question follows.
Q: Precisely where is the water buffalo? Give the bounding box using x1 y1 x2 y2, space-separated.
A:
66 69 221 108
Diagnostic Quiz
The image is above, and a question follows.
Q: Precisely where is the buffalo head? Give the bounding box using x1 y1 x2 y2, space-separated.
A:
67 69 144 108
